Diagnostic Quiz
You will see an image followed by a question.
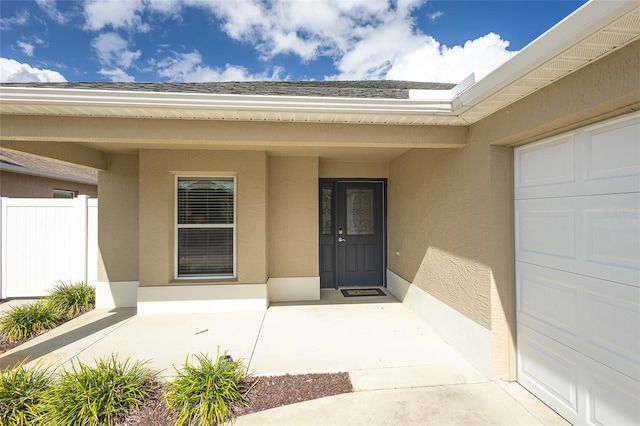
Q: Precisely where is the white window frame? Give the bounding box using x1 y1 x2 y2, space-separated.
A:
174 175 237 280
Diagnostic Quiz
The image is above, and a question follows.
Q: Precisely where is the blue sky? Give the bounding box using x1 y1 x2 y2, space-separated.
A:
0 0 587 83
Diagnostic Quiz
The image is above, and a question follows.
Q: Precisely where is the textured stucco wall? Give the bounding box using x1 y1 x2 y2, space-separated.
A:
97 154 139 282
388 40 639 380
138 150 268 286
268 156 319 277
0 171 97 198
388 143 493 329
319 161 389 178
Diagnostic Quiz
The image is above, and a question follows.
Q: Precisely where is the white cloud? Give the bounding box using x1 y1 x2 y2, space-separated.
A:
427 11 444 21
0 58 66 82
0 10 30 30
384 32 517 82
83 0 149 32
91 32 141 68
98 68 136 82
79 0 517 84
188 0 515 83
36 0 71 24
17 41 35 57
156 51 282 82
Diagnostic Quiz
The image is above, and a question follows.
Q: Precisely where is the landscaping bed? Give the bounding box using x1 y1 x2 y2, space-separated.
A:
120 372 353 425
1 284 355 425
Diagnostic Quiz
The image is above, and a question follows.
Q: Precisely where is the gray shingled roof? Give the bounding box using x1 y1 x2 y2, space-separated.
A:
0 81 455 100
0 150 98 183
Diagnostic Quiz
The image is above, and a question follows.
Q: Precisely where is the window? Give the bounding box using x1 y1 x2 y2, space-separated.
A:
53 189 76 198
176 177 235 278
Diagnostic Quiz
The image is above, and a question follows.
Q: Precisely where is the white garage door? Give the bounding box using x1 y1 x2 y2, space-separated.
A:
515 112 640 425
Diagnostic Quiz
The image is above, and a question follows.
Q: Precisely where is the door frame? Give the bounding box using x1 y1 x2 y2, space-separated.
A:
319 178 387 289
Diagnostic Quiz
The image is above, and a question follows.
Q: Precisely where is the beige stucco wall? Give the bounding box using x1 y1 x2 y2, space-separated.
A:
388 144 493 329
97 154 139 282
138 150 268 286
388 40 639 380
0 171 97 198
268 156 319 277
319 161 389 178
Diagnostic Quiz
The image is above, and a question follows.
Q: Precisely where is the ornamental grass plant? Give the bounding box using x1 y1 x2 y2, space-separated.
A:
45 281 95 319
38 355 157 426
0 301 62 343
0 362 52 426
166 351 250 426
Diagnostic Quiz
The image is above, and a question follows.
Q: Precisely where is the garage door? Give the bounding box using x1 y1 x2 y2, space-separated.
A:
515 112 639 425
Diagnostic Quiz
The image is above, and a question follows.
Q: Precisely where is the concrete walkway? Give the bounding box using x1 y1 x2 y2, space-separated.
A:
0 292 568 425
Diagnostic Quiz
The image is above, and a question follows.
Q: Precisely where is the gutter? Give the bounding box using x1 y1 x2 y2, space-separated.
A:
0 86 456 114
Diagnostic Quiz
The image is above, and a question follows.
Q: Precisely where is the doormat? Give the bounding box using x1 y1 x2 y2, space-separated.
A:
341 288 386 297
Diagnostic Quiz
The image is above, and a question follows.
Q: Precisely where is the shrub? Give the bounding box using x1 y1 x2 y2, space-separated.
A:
0 302 62 342
39 355 157 426
166 351 250 426
46 281 95 319
0 361 52 426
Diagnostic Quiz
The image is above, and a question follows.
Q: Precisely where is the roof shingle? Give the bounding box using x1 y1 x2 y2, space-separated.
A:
0 80 455 100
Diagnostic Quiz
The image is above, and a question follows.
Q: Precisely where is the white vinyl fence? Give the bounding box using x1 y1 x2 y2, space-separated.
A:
0 196 98 299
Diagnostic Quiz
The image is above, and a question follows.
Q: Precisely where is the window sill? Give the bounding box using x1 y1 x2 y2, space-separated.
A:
170 278 238 285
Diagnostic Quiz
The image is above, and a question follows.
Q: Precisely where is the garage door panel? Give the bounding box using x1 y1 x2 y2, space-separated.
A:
517 262 640 380
515 113 640 200
584 286 640 381
587 362 640 426
584 115 640 183
519 326 640 426
516 193 640 287
516 208 576 258
515 134 575 192
518 326 579 419
517 263 578 338
585 209 640 271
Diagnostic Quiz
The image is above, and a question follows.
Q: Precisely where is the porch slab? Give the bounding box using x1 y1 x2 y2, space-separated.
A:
0 295 569 425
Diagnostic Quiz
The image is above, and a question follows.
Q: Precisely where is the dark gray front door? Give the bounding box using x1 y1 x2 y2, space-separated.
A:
319 179 385 288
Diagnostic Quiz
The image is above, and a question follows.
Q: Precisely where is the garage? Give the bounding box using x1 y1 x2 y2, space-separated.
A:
514 112 639 425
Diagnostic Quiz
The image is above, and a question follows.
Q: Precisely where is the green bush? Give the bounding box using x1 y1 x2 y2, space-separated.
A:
0 302 62 342
0 361 52 426
166 351 249 426
46 281 95 319
38 355 157 426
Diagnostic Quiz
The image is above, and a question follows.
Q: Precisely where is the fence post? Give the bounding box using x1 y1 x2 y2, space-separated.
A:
76 195 90 284
0 197 6 299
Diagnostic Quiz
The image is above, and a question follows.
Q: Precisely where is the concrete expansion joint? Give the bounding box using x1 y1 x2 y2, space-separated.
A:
246 310 267 373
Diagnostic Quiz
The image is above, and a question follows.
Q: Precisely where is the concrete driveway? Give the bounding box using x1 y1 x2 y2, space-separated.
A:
0 291 568 425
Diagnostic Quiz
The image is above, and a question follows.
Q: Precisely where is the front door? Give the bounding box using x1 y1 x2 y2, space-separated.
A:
319 179 385 288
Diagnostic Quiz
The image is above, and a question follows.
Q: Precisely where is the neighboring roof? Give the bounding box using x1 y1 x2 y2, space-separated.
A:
0 150 98 185
0 0 638 126
0 81 455 100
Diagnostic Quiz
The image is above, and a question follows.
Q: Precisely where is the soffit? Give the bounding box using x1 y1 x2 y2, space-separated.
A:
456 5 640 124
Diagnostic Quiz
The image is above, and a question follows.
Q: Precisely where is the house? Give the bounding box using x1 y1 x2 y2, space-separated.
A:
0 149 97 198
0 0 638 424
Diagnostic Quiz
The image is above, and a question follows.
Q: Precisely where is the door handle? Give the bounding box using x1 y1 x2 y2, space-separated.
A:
338 237 347 243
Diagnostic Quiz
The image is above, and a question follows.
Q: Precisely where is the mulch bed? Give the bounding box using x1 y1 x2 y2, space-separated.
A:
120 372 353 425
0 308 90 354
